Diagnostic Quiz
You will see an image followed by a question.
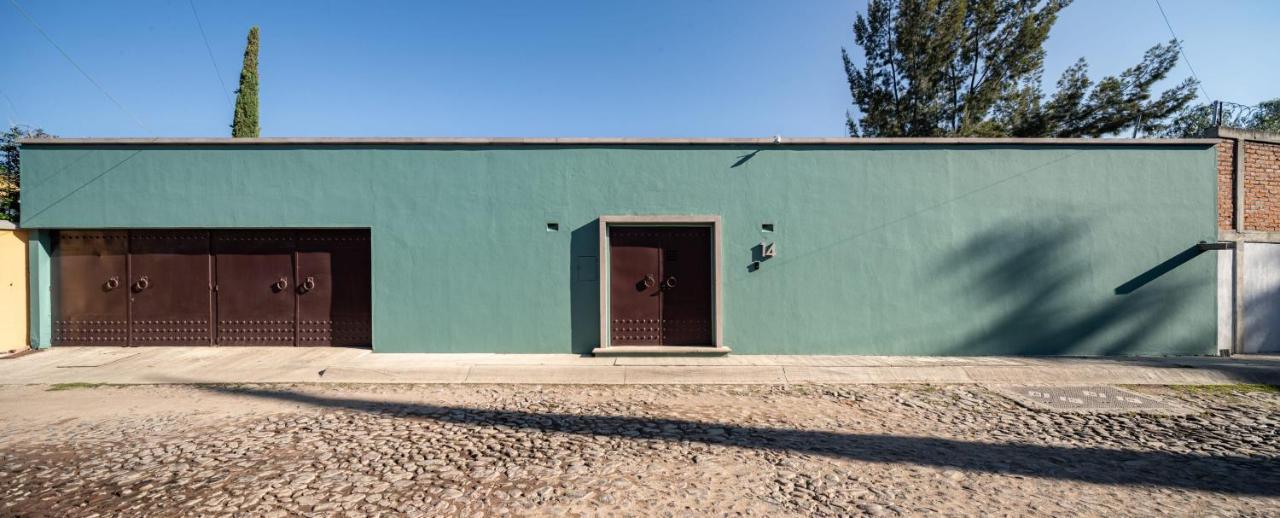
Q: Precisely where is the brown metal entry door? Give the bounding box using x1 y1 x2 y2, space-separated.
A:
214 231 297 345
658 228 713 345
609 226 714 346
53 231 129 345
610 228 663 345
128 231 213 345
296 230 372 346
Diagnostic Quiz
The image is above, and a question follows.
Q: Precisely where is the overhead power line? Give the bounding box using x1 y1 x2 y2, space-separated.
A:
7 0 150 133
0 87 21 125
188 0 233 108
1153 0 1210 101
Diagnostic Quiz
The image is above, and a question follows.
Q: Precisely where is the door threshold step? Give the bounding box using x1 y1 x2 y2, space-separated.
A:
592 345 732 357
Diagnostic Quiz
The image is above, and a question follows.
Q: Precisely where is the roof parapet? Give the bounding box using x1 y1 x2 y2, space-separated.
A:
19 136 1219 146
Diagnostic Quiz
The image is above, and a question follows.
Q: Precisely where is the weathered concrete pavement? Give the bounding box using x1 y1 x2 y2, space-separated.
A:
1 347 1278 385
2 383 1278 516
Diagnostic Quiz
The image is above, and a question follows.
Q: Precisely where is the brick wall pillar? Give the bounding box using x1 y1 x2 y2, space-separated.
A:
1214 127 1280 355
1217 129 1280 233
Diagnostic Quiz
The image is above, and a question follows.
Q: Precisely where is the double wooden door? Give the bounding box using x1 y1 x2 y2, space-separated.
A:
609 227 713 346
53 229 370 346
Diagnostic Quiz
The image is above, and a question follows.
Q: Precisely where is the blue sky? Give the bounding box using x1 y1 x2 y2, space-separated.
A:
2 0 1276 137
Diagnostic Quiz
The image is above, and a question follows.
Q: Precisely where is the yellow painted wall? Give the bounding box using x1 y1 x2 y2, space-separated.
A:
0 226 28 353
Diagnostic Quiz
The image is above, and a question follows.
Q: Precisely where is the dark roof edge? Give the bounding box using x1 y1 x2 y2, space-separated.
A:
19 136 1219 146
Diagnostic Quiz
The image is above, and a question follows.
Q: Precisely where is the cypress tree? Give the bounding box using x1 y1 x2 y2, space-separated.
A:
231 26 260 138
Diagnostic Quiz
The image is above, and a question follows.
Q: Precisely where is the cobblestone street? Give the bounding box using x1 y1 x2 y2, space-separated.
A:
2 383 1278 516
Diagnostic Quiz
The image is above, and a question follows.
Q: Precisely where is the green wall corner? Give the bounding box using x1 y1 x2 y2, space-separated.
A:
27 230 52 350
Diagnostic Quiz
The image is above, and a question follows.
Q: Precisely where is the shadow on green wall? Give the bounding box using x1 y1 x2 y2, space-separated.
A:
570 221 600 355
939 219 1213 356
730 150 761 168
1113 245 1204 295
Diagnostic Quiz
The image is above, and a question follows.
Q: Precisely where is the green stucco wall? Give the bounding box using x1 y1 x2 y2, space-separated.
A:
20 143 1219 355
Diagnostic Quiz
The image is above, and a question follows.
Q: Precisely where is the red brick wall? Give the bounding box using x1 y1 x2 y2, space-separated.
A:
1218 139 1235 230
1245 140 1280 232
1218 137 1280 232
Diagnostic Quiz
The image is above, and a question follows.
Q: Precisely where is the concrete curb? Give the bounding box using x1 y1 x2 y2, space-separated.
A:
1 348 1277 386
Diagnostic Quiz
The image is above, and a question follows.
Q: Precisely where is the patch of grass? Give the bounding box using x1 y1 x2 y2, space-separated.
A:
46 382 107 392
1167 384 1280 396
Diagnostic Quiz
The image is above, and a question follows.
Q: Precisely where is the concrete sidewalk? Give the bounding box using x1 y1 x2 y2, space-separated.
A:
2 347 1278 386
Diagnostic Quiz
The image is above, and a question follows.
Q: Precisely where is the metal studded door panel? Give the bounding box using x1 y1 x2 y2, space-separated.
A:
128 231 213 345
609 228 663 345
658 228 713 345
53 231 129 345
213 231 297 345
296 230 372 346
51 229 370 347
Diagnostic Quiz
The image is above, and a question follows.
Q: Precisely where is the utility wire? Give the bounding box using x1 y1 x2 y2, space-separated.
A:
0 87 21 126
7 0 150 133
1153 0 1210 101
188 0 233 108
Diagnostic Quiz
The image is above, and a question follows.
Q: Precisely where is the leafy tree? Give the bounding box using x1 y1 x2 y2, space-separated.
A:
231 26 260 138
1252 99 1280 133
1162 98 1280 137
843 0 1199 138
0 125 53 223
1005 44 1199 137
843 0 1064 137
1159 104 1221 138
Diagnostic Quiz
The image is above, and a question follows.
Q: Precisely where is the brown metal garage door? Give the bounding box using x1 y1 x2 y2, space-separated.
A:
53 229 371 347
213 230 297 346
52 231 129 345
130 231 213 345
296 230 372 346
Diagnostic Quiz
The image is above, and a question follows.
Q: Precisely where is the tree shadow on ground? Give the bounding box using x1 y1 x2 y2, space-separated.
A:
938 219 1213 356
194 384 1280 497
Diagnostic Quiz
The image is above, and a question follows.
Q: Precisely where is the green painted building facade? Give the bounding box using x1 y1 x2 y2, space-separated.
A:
20 138 1220 355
